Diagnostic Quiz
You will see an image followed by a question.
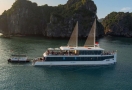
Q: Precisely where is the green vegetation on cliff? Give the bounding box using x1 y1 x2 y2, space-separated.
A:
0 0 104 38
102 12 132 37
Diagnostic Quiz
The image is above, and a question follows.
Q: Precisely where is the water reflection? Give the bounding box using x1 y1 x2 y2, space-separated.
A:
35 65 116 76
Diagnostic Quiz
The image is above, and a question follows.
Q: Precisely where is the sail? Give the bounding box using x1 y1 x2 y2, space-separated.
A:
67 21 78 47
84 19 96 47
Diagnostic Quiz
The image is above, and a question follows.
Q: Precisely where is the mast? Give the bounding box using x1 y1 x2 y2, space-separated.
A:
67 21 78 47
76 21 78 47
94 19 96 48
84 19 96 47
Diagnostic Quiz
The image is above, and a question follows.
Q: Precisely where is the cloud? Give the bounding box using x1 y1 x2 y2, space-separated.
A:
120 7 131 12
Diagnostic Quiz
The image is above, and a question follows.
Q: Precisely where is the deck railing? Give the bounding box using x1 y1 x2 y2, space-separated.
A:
45 51 116 56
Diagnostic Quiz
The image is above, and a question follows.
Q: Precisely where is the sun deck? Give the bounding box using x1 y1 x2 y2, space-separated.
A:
43 46 115 57
60 46 104 51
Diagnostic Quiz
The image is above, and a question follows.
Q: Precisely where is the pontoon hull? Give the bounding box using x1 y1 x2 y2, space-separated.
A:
33 59 116 66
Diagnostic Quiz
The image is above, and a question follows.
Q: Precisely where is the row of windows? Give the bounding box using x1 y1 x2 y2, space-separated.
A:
79 50 103 55
46 56 114 61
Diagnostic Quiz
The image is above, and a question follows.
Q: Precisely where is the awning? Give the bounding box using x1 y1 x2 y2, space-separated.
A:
55 48 60 50
48 48 54 50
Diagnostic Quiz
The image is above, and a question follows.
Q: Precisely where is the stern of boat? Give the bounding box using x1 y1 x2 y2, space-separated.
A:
114 51 117 63
32 57 45 66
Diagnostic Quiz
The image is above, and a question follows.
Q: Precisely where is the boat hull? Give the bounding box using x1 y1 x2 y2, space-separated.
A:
33 59 116 66
8 59 30 62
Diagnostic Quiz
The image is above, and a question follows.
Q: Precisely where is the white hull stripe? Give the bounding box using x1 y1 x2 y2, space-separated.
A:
33 59 116 66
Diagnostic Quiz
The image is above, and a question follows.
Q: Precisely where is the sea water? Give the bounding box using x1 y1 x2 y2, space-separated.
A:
0 36 132 90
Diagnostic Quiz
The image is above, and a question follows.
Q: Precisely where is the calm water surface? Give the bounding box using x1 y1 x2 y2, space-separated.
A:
0 36 132 90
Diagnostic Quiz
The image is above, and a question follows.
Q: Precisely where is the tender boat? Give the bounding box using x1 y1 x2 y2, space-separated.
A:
8 54 30 62
33 19 117 66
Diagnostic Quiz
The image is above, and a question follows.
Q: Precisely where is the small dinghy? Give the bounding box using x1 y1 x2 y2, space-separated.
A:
8 55 30 62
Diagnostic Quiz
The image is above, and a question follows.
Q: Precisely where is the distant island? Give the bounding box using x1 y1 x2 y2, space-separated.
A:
102 12 132 37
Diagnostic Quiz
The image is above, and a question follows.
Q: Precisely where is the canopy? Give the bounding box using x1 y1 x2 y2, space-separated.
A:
55 48 60 50
48 48 54 50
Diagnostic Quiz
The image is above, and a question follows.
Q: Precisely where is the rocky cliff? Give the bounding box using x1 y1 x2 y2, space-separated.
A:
0 0 104 38
46 0 104 38
102 12 132 37
0 0 47 36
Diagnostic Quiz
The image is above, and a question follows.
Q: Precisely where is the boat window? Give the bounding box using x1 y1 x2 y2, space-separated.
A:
84 57 87 61
94 57 98 61
81 57 83 61
96 57 99 60
88 57 90 61
87 51 90 55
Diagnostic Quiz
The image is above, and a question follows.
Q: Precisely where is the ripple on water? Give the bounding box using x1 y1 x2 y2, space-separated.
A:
0 36 132 90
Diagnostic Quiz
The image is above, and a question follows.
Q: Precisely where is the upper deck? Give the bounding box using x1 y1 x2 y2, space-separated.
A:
60 46 104 51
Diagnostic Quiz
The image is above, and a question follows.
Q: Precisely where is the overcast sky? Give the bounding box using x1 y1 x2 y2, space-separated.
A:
0 0 132 18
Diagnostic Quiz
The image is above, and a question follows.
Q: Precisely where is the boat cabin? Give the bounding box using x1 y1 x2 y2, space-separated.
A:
45 46 105 56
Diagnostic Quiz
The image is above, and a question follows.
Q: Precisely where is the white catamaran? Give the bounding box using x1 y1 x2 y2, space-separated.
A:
33 20 117 66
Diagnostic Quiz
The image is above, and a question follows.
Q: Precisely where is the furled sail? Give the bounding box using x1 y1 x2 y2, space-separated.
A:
84 19 96 47
67 21 78 47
